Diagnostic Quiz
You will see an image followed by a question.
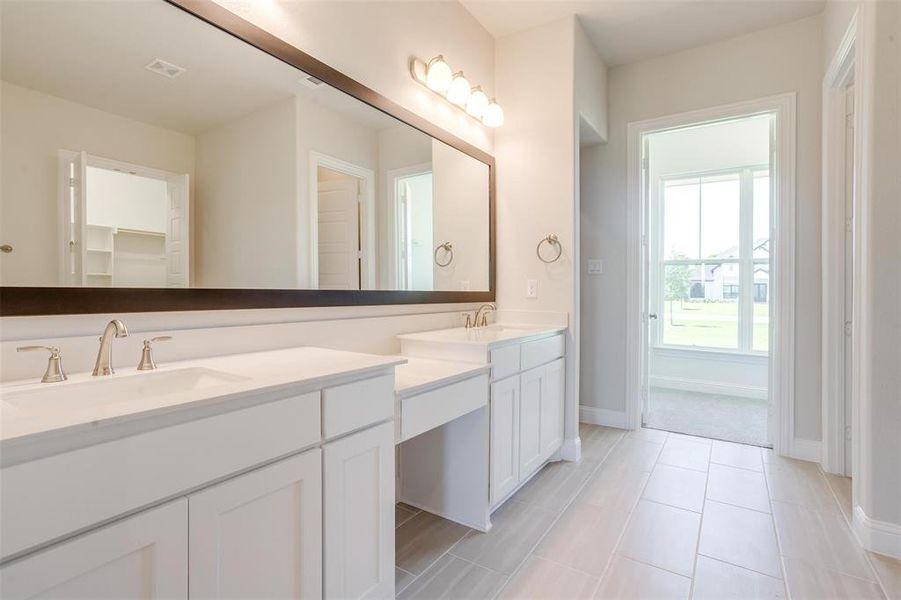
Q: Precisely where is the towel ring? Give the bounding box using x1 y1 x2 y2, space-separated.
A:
536 234 562 263
434 242 454 267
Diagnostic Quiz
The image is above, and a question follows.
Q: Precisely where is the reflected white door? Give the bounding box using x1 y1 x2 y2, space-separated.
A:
166 174 190 287
318 178 361 290
58 150 88 286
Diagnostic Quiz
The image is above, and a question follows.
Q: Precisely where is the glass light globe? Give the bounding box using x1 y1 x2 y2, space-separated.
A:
446 72 471 106
425 56 452 93
482 99 504 127
466 87 489 118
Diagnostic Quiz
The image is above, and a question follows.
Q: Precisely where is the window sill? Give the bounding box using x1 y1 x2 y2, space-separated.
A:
651 345 768 364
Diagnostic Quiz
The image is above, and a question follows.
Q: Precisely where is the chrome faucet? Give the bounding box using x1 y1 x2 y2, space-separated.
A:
473 303 496 328
92 319 128 376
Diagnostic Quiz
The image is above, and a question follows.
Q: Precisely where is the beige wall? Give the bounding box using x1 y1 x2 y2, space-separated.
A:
579 15 824 441
212 0 494 156
432 140 490 291
0 81 195 286
195 96 299 288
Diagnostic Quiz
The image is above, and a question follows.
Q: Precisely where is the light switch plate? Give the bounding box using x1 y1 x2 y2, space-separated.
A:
587 259 604 275
526 279 538 298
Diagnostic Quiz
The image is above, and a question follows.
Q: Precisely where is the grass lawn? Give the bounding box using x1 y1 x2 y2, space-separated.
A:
662 300 769 351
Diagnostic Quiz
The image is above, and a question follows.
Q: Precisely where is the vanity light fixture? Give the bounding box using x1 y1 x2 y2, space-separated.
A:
411 55 503 128
446 72 471 106
482 98 505 128
466 86 489 118
425 55 452 92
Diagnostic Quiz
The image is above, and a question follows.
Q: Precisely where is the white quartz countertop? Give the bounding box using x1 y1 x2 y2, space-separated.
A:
397 324 566 349
393 356 491 399
0 347 405 456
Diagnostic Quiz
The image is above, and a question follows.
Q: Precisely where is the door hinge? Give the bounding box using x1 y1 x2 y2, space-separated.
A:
356 250 363 259
642 156 649 170
845 218 853 233
844 320 852 336
845 425 852 440
69 177 77 187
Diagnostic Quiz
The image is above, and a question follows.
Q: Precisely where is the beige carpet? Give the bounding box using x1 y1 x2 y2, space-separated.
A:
645 387 770 447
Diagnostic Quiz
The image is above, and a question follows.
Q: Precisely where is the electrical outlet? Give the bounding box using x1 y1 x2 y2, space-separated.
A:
587 259 604 275
526 279 538 298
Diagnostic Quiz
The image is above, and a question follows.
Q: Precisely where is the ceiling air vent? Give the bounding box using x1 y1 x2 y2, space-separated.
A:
145 58 186 79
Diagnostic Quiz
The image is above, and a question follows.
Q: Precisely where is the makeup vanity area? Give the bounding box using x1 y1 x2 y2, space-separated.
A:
0 0 569 598
0 322 566 599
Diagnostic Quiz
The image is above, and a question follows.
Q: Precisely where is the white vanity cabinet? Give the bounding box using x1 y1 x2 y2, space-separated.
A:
489 341 565 508
189 449 323 599
0 349 401 600
0 499 188 600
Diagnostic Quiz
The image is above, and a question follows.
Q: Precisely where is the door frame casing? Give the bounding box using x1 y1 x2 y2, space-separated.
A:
821 11 860 477
625 93 796 457
308 151 376 290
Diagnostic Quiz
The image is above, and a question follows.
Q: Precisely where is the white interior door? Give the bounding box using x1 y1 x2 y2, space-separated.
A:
59 150 88 286
318 178 361 290
165 174 190 287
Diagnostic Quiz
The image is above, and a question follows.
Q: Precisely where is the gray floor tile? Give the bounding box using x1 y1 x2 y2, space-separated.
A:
451 499 557 575
398 554 507 600
396 511 471 576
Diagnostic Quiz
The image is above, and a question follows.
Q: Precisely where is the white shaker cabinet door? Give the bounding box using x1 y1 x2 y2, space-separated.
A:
0 499 187 600
323 421 395 600
539 358 565 463
489 375 520 505
518 366 544 478
189 449 323 600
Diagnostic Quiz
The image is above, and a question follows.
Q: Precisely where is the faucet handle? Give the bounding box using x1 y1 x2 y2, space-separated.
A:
463 313 474 329
137 336 172 371
17 346 67 383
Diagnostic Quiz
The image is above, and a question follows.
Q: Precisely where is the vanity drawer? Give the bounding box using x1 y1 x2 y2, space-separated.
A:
0 392 320 561
521 334 565 371
489 345 521 381
399 373 489 442
322 373 394 439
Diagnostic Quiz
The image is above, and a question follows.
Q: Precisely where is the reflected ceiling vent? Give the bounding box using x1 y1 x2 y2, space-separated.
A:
145 58 186 79
298 72 324 89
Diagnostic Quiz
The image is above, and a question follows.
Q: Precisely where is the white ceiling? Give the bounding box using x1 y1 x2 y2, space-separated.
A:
1 0 399 135
461 0 825 66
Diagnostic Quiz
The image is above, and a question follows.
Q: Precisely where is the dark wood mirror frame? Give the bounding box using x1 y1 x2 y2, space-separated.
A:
0 0 495 316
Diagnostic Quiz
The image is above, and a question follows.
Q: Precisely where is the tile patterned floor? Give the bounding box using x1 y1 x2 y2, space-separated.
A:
395 423 901 599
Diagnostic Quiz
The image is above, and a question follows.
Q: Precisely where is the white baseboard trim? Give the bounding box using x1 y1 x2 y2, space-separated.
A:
649 376 767 400
560 437 581 462
579 405 628 429
852 505 901 559
789 438 822 462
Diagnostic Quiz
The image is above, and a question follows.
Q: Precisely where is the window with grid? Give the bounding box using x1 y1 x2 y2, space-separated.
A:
658 168 770 353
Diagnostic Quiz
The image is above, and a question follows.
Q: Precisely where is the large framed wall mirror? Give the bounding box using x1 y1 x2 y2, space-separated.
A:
0 0 494 315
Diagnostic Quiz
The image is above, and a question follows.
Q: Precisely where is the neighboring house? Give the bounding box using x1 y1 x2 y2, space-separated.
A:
688 239 769 302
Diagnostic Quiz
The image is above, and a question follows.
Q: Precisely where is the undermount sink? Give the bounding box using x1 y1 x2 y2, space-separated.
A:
2 368 248 413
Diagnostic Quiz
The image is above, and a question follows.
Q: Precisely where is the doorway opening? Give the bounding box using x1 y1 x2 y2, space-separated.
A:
642 114 774 447
58 151 190 288
388 165 434 291
309 152 375 290
316 166 365 290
